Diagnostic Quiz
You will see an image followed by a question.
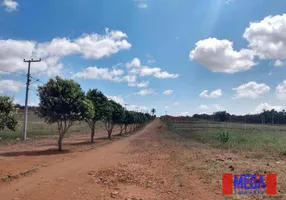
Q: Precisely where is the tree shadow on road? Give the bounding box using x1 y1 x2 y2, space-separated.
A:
0 149 70 157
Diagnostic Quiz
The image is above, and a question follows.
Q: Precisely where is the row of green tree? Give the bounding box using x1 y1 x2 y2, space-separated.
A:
193 110 286 124
0 76 156 151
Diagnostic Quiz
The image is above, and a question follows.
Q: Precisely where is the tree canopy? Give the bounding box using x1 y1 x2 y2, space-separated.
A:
37 76 94 150
0 96 17 131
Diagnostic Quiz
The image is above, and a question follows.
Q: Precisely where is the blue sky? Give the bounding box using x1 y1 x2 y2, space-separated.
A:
1 0 286 116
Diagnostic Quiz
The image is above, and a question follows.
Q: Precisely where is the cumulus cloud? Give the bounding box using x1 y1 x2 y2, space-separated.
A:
254 103 284 113
126 58 141 68
0 80 24 93
75 28 131 59
199 105 209 110
276 80 286 100
163 90 173 95
233 81 270 99
244 14 286 60
190 38 257 73
126 58 179 79
199 89 222 98
0 28 131 76
274 60 286 67
72 66 125 81
128 81 149 88
135 89 155 96
2 0 18 12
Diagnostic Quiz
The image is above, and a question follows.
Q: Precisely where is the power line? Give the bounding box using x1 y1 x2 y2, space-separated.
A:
0 68 26 77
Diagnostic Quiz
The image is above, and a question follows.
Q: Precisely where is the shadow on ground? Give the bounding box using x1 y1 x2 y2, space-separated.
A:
0 149 70 157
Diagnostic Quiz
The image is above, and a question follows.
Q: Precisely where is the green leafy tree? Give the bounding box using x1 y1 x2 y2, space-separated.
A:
0 96 17 131
86 89 108 142
103 100 124 139
37 76 94 151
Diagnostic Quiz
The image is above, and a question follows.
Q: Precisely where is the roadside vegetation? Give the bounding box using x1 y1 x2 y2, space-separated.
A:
0 76 155 150
162 114 286 157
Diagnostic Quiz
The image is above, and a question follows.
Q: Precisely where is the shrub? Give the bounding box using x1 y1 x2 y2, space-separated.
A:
217 131 230 143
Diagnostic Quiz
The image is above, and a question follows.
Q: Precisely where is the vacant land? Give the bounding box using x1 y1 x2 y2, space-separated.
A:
0 113 104 143
168 120 286 156
0 119 285 199
166 119 286 199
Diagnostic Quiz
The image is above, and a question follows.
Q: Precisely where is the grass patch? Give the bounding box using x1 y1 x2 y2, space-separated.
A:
166 120 286 156
0 113 104 143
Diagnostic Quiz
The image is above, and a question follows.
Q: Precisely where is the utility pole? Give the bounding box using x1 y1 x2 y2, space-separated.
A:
22 58 41 141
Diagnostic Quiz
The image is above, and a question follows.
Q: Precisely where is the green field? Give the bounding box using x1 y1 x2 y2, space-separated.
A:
0 112 104 143
166 120 286 156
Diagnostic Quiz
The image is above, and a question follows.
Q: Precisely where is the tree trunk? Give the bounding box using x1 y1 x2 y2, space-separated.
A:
108 130 112 139
58 136 63 151
119 125 124 135
124 124 127 134
90 126 95 143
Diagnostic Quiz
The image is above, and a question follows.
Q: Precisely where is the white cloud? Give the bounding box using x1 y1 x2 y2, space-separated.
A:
190 38 257 73
2 0 18 12
0 28 131 76
128 81 149 88
0 39 37 73
244 14 286 60
122 75 137 83
134 0 148 8
126 58 179 79
233 81 270 99
135 89 155 96
75 28 131 59
276 80 286 100
165 106 169 109
126 58 141 68
0 80 24 93
163 90 173 95
254 103 284 113
199 89 222 98
72 66 125 82
106 95 148 111
179 112 189 116
107 95 125 105
274 60 286 67
199 105 209 110
36 38 80 58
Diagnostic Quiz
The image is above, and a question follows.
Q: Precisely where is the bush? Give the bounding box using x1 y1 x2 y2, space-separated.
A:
217 131 230 143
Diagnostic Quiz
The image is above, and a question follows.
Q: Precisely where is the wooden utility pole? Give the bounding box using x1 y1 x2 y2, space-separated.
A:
22 58 41 140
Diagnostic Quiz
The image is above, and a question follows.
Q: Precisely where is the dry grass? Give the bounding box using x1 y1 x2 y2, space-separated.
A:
163 119 286 199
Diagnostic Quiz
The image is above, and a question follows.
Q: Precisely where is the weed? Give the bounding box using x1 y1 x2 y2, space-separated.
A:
217 131 230 143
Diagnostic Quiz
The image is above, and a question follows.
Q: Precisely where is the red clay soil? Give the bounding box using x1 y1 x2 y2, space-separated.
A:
0 119 223 200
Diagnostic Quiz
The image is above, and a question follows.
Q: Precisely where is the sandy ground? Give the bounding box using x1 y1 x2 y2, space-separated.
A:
0 119 223 200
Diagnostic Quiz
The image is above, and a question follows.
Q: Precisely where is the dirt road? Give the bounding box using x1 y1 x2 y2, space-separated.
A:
0 119 223 200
